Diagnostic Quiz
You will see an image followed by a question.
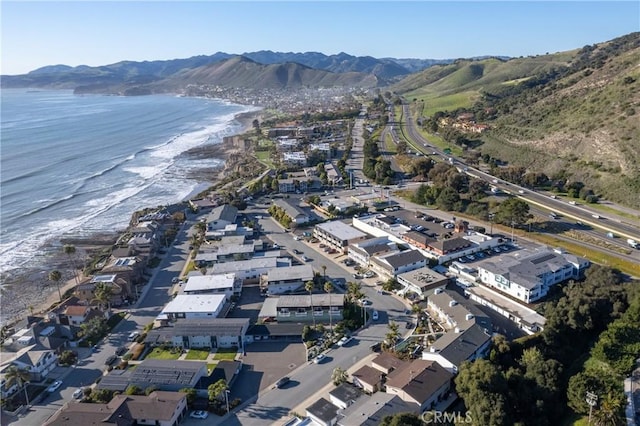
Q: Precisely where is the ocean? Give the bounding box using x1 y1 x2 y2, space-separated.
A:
0 89 256 279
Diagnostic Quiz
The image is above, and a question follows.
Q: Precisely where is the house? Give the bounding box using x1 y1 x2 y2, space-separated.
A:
369 249 427 279
97 360 207 393
189 197 219 212
209 360 242 389
422 324 492 374
306 397 339 426
351 365 384 394
348 237 399 268
206 204 238 231
79 274 131 307
313 221 369 254
101 255 144 285
272 199 310 224
371 352 407 375
0 344 58 384
160 294 227 320
263 264 314 295
337 393 415 426
127 221 162 256
396 267 450 300
209 257 291 284
43 391 188 426
384 359 453 411
329 383 362 409
182 273 241 297
275 294 345 324
145 318 249 351
278 178 309 194
477 250 590 303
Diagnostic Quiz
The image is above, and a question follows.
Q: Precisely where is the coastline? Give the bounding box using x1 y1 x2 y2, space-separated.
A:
0 105 263 329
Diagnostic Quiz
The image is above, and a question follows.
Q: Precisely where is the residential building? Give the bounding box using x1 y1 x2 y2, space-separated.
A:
397 267 450 300
384 359 453 411
101 255 144 285
329 383 362 409
337 393 415 426
206 204 238 231
313 221 368 254
275 294 345 324
272 199 310 224
97 360 207 393
0 344 58 384
209 257 292 284
182 273 241 297
477 250 590 303
189 198 219 213
263 264 314 295
348 237 398 267
371 352 407 375
283 151 307 166
145 318 249 350
369 249 427 279
351 364 384 394
88 274 131 307
306 397 339 426
278 178 309 194
160 294 227 320
44 391 188 426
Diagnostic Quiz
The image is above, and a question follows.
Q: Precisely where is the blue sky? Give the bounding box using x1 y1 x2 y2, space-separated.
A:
1 1 638 75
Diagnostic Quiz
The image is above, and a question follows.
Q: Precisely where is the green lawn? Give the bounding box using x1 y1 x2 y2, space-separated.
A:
185 348 210 360
213 347 238 361
145 347 181 360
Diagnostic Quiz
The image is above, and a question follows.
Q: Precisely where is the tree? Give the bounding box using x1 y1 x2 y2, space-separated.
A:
455 359 512 425
305 280 316 328
58 350 78 366
324 281 334 329
495 197 530 226
207 379 227 401
93 282 113 311
144 385 159 396
380 412 423 426
331 367 348 386
125 384 143 395
80 317 108 344
179 387 197 406
48 269 63 303
4 365 31 406
385 321 401 350
593 392 625 426
90 388 114 403
436 186 461 211
63 244 79 284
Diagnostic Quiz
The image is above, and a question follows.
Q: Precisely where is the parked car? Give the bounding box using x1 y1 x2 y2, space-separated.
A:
372 310 379 321
337 336 353 347
301 255 310 262
128 331 140 341
115 346 128 356
313 353 326 364
105 355 118 365
190 411 209 419
72 388 84 399
274 376 290 389
47 380 63 393
293 249 302 254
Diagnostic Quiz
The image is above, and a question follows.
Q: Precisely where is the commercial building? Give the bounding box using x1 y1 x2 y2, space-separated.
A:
313 220 368 254
160 294 227 320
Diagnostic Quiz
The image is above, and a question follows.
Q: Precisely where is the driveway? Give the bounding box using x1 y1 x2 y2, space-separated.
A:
230 342 305 403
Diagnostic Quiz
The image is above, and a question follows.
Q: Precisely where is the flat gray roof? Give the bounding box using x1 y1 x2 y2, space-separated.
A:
267 264 314 282
315 220 367 241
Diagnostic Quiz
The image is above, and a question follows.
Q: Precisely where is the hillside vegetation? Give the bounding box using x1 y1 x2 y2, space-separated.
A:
393 32 640 208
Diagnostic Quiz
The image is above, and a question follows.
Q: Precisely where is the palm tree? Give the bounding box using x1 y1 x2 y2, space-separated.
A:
385 321 401 351
48 270 63 302
331 367 348 386
305 280 316 328
92 282 113 311
593 392 625 426
63 244 79 284
324 281 334 330
4 365 31 406
321 265 327 283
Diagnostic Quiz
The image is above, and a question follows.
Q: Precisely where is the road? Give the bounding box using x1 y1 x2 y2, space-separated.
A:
399 102 640 251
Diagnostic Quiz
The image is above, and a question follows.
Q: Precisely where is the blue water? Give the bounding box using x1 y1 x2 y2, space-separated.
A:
0 89 255 274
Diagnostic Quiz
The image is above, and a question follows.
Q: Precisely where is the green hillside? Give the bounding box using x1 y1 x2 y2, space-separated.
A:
393 32 640 208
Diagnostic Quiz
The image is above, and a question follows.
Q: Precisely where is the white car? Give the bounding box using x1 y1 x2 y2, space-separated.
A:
47 380 63 393
190 410 209 419
128 331 140 341
337 336 352 347
313 353 326 364
72 388 83 399
372 310 379 321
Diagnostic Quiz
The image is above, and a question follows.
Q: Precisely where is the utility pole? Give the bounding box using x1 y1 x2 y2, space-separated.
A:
586 391 597 424
225 389 231 414
488 213 495 236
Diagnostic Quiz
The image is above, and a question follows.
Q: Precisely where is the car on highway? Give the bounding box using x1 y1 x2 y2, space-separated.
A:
72 388 84 399
337 336 353 347
313 353 326 364
190 411 209 419
47 380 63 393
274 376 290 389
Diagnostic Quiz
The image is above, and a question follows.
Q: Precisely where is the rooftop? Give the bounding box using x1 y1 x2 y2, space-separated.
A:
161 294 226 314
315 220 368 241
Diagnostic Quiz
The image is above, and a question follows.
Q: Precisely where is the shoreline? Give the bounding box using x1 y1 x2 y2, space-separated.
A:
0 106 263 329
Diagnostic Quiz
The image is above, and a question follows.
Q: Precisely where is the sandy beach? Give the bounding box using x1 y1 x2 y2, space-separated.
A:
0 108 263 329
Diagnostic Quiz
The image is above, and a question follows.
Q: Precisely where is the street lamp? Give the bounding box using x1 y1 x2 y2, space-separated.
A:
488 213 495 236
224 389 231 414
586 391 597 424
